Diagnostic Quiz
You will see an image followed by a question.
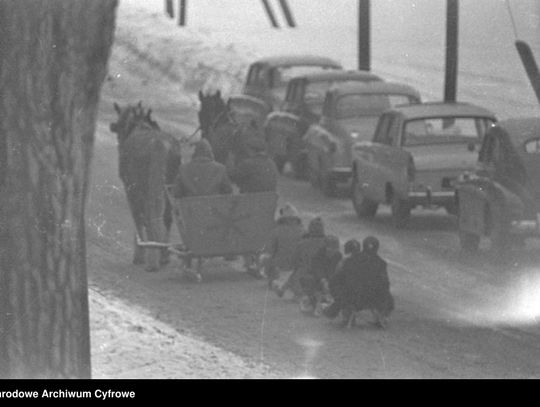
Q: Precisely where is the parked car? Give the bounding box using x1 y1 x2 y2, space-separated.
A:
241 55 342 111
264 70 383 176
350 101 496 227
456 117 540 259
305 81 421 196
228 94 272 128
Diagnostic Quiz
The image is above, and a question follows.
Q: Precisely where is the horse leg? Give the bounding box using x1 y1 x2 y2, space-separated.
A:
144 190 168 272
160 196 173 266
133 228 146 265
125 186 146 265
144 220 164 272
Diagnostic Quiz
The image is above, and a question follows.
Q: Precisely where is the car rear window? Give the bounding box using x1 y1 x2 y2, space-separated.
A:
335 94 412 119
271 65 339 88
403 117 494 146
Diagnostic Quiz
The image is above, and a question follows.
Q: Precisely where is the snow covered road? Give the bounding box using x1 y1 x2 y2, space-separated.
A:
86 0 540 378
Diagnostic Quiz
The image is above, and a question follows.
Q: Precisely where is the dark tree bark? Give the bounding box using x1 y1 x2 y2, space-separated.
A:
0 0 117 378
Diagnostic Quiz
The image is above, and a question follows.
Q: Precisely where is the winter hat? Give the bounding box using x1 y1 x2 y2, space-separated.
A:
279 203 300 218
362 236 380 254
192 138 215 160
324 235 340 250
344 239 361 255
307 217 325 236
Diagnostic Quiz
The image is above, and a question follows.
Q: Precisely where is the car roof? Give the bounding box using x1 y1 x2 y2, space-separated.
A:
254 55 342 69
289 70 383 84
389 101 496 120
328 81 421 99
493 117 540 147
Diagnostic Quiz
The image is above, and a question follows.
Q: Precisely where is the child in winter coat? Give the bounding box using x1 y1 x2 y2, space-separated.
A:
325 237 394 329
261 203 305 288
275 217 326 300
299 235 342 316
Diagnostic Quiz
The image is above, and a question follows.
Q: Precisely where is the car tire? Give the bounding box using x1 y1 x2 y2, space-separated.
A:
352 176 378 218
391 194 410 228
273 156 287 174
444 203 458 216
488 200 511 262
458 230 480 252
291 153 308 180
320 168 336 197
308 155 320 188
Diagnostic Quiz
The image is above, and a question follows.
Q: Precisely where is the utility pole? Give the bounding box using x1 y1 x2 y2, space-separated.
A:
278 0 296 28
444 0 459 102
179 0 186 26
261 0 279 28
358 0 371 71
165 0 174 18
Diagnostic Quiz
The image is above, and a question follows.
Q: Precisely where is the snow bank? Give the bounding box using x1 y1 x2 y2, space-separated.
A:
90 286 275 379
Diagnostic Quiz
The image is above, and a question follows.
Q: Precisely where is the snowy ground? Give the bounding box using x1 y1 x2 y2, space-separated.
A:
86 0 540 379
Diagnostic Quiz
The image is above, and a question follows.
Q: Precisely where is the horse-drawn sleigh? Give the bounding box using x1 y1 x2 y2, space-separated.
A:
110 96 277 281
137 189 278 282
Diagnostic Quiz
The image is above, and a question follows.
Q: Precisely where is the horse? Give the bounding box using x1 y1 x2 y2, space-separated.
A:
198 90 266 170
110 102 182 272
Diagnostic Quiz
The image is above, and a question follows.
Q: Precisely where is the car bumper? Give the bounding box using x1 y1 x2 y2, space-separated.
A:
329 167 352 182
407 189 455 206
510 216 540 237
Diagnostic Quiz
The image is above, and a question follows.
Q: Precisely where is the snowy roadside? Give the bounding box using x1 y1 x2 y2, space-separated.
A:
89 2 275 379
90 286 276 379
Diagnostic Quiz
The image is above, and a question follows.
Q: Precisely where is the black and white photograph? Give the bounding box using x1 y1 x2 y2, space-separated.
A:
1 0 540 382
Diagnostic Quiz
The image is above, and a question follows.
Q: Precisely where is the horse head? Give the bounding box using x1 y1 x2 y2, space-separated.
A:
198 90 231 138
110 101 160 144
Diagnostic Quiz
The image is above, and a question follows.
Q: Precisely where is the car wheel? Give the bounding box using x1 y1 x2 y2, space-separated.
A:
458 230 480 252
391 194 410 228
351 176 378 218
444 203 458 216
488 200 511 262
273 155 287 174
320 167 336 197
291 153 308 180
308 155 320 188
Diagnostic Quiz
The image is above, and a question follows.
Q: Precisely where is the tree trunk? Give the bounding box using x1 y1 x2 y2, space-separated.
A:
0 0 117 379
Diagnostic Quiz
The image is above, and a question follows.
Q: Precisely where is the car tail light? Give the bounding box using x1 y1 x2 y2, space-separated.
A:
407 156 415 182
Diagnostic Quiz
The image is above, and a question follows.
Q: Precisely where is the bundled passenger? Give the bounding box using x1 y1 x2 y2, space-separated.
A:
275 217 326 301
230 136 279 277
324 236 394 329
262 203 305 289
172 139 233 271
323 239 361 319
299 235 342 316
172 138 233 198
230 136 278 193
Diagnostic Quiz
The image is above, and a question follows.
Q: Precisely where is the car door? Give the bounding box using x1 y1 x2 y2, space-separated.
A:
372 114 412 200
522 137 540 208
304 94 334 173
354 113 394 202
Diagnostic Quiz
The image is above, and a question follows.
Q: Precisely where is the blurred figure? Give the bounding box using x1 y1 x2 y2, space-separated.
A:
173 138 233 198
325 236 394 329
172 139 233 271
299 235 342 316
323 239 361 319
275 217 326 301
230 136 279 277
262 203 305 288
230 136 278 193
